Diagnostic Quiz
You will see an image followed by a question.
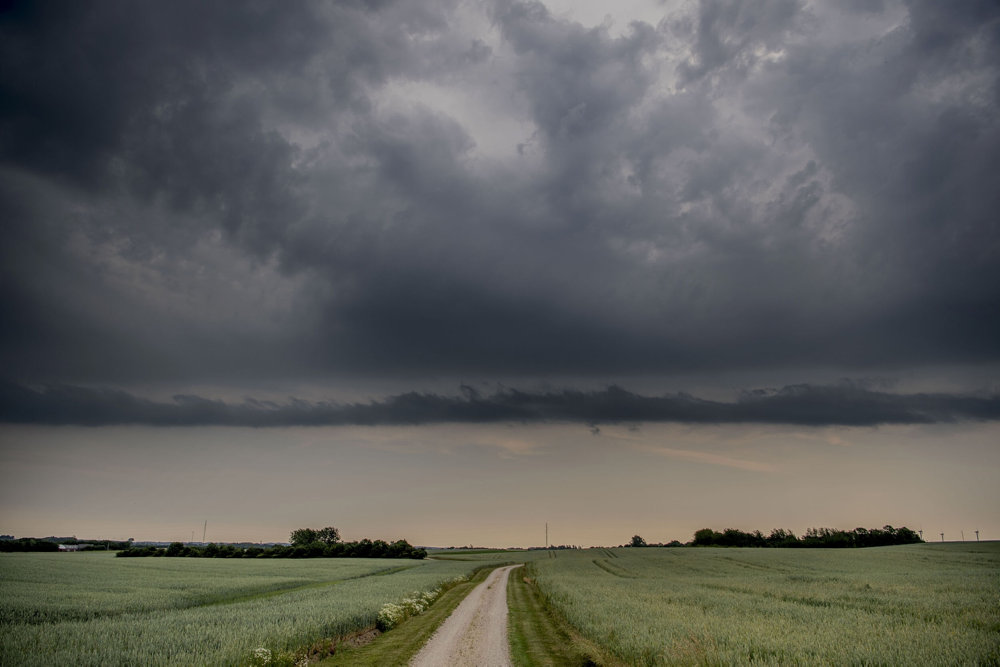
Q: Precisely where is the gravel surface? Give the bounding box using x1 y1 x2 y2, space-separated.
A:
410 564 522 667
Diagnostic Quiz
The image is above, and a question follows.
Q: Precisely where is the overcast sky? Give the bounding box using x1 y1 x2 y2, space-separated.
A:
1 0 998 546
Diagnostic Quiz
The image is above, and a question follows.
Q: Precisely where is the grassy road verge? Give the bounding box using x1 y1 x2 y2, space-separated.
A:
320 565 497 666
507 561 622 666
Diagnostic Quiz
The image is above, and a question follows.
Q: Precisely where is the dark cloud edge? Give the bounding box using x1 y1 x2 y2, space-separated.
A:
1 380 998 428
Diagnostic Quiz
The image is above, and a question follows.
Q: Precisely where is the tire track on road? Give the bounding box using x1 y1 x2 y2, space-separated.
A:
410 564 522 667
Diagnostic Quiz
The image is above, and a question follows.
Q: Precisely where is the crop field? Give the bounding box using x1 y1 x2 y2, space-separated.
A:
0 552 486 666
5 544 998 665
528 543 1000 665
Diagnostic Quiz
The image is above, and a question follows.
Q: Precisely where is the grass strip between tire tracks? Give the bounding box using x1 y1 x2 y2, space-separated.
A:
507 561 624 667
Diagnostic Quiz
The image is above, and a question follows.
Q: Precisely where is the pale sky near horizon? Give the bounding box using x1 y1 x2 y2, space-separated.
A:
2 420 997 547
1 1 998 547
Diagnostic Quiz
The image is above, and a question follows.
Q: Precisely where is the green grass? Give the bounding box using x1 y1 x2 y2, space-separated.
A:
528 543 1000 665
0 552 489 666
320 565 499 666
507 562 622 667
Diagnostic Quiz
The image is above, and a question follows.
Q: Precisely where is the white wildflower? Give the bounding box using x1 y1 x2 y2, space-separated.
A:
377 602 405 630
251 647 272 665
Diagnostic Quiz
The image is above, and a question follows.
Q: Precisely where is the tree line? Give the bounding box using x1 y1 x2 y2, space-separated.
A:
0 538 61 552
0 537 134 552
625 525 922 548
116 526 427 559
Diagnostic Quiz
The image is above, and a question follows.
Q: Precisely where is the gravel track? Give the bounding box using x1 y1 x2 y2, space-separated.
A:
410 564 522 667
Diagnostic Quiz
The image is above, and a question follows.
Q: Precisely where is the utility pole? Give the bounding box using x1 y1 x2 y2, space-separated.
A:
940 533 944 542
975 530 980 542
918 529 923 540
545 522 548 549
203 520 207 543
962 530 965 542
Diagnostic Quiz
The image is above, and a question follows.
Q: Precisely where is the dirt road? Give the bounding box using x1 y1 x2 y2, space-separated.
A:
410 564 522 667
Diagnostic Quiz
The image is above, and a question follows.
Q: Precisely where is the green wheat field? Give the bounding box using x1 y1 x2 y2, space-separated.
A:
2 542 998 665
523 542 1000 665
0 553 479 666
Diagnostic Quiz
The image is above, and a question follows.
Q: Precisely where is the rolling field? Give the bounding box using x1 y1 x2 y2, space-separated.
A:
527 543 1000 665
0 552 485 666
5 544 998 665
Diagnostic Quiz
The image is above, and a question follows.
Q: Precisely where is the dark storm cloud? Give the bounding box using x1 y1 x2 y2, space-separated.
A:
1 0 998 386
1 1 318 191
745 0 1000 361
1 381 997 427
673 0 802 84
0 0 473 381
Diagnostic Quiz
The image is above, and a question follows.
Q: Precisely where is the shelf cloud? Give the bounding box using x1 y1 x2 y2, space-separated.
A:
3 381 997 427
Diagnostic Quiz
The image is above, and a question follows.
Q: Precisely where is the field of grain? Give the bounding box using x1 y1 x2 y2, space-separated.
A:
528 543 1000 665
0 552 484 666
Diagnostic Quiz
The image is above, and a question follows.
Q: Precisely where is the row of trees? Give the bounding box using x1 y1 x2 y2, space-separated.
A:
624 526 923 549
117 526 427 559
0 538 134 552
117 539 425 559
689 525 923 548
0 538 60 552
627 535 684 548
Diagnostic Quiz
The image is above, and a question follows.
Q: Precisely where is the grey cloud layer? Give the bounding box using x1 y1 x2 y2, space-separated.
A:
2 381 997 427
1 0 998 384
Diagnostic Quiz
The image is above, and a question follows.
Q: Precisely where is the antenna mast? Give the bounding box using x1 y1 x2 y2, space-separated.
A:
203 520 207 543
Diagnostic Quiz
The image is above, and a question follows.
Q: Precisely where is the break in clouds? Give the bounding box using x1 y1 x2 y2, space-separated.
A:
1 1 998 391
